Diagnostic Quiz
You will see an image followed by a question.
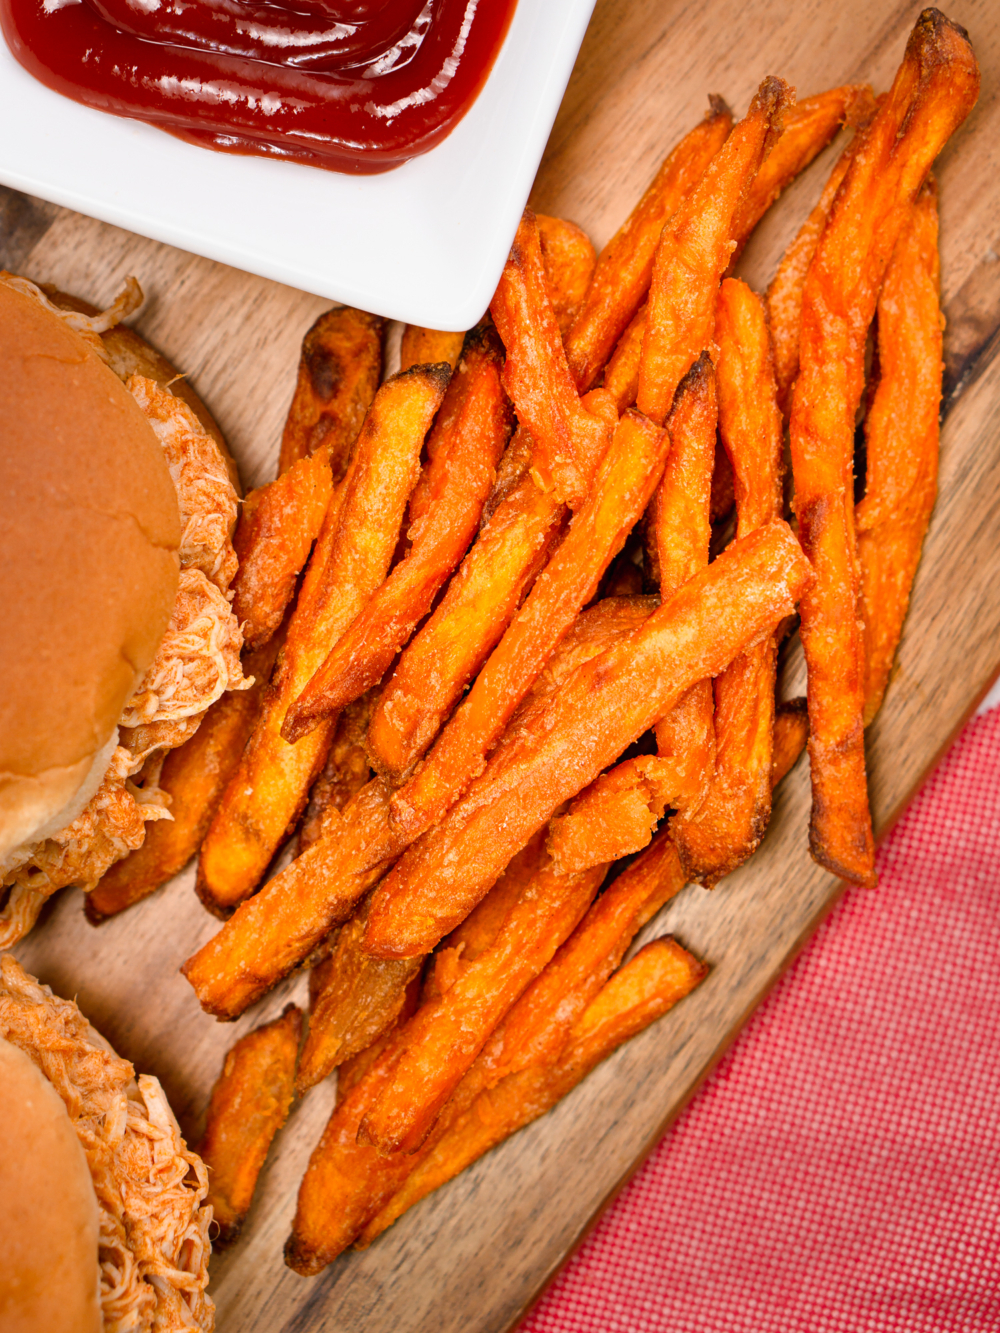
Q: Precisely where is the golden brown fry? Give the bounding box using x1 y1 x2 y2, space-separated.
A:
772 697 808 787
298 692 374 852
358 936 706 1250
231 448 333 652
536 214 597 340
391 408 670 838
296 904 422 1094
364 520 812 959
565 98 733 391
651 353 719 817
399 326 465 374
197 365 449 912
790 12 977 886
185 777 402 1020
199 1004 301 1245
490 209 612 507
638 77 791 426
283 325 512 740
858 179 942 724
358 853 605 1155
730 85 873 260
85 635 281 924
673 279 783 886
279 308 384 476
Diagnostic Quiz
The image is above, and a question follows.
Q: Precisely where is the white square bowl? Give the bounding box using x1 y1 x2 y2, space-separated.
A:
0 0 596 328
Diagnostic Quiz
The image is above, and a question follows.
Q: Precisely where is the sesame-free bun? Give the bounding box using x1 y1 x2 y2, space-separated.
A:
0 1037 102 1333
0 282 181 863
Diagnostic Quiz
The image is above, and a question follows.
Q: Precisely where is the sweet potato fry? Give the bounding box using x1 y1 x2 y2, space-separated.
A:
185 777 403 1020
298 692 374 852
358 936 706 1250
197 365 449 912
603 301 647 415
858 178 942 725
772 697 808 787
283 325 512 740
391 408 670 837
364 520 813 959
766 139 862 417
730 85 872 261
651 353 718 817
279 307 384 475
231 447 333 652
637 76 791 426
199 1004 301 1245
85 634 281 924
490 209 612 507
536 214 597 340
358 854 606 1154
296 903 423 1094
547 755 674 874
565 98 733 392
399 326 465 374
673 279 783 886
336 971 422 1105
789 11 977 886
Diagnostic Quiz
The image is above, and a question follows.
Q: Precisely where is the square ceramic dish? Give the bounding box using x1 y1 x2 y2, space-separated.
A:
0 0 596 328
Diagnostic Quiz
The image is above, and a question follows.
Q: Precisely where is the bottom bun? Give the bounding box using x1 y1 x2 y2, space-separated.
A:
0 1037 102 1333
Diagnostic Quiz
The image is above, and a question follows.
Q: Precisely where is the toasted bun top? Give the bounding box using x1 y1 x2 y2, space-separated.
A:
0 1037 102 1333
0 283 181 860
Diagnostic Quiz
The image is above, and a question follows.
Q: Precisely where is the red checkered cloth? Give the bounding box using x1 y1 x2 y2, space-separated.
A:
522 693 1000 1333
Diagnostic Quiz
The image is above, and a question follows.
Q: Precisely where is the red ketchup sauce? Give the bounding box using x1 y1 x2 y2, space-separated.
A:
0 0 518 173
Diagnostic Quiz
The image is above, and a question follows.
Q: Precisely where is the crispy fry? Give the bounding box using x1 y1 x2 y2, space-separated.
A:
199 1004 301 1245
547 755 673 873
490 209 612 507
358 936 706 1250
391 408 670 837
767 142 860 418
772 697 808 787
185 777 402 1020
283 325 512 739
358 854 606 1154
231 448 333 652
651 353 719 817
336 971 422 1105
673 279 783 885
858 179 942 724
365 391 615 786
279 307 384 476
197 365 449 912
297 904 422 1094
790 11 977 886
85 635 281 923
565 99 733 391
536 214 597 340
298 692 374 852
399 326 465 374
637 77 791 426
730 85 872 260
603 301 647 415
364 520 813 959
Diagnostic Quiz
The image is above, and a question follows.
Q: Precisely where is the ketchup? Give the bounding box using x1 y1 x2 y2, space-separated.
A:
0 0 518 173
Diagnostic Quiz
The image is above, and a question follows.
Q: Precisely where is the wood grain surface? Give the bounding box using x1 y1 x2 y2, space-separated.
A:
6 1 1000 1330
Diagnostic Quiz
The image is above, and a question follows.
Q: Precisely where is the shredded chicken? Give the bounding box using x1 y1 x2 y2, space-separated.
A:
122 570 248 730
0 271 142 362
0 956 215 1333
127 375 239 593
0 748 170 943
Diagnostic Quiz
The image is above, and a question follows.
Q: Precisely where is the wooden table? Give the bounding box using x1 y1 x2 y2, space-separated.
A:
7 1 1000 1329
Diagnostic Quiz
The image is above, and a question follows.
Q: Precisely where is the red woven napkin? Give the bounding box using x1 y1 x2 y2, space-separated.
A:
522 694 1000 1333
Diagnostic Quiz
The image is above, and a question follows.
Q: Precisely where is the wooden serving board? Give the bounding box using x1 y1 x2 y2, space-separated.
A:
7 1 1000 1328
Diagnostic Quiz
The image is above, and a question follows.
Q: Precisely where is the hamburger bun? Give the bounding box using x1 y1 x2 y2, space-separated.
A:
0 281 182 863
0 1037 102 1333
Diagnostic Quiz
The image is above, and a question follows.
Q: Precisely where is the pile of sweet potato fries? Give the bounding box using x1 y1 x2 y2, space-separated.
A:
85 8 978 1274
